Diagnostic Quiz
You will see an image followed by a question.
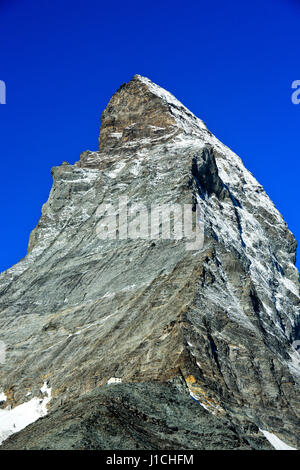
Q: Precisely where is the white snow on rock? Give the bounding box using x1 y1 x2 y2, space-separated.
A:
107 377 122 384
260 429 297 450
189 392 211 412
0 382 51 445
135 75 208 135
281 276 299 298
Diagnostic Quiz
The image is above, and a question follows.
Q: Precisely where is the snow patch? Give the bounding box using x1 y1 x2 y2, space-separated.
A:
105 161 126 178
281 277 299 297
260 429 297 450
0 382 51 445
107 377 122 385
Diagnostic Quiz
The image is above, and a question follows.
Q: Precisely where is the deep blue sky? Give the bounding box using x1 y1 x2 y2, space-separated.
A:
0 0 300 272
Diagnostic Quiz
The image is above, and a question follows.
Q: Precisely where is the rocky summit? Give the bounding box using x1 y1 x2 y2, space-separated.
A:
0 75 300 450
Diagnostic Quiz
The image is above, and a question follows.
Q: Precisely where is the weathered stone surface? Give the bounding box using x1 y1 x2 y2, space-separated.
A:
0 380 272 450
0 75 299 449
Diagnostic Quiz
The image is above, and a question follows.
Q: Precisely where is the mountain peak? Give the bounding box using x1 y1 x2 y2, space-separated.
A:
98 75 207 151
1 75 300 450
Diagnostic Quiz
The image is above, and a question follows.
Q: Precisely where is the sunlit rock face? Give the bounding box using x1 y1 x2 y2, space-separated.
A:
0 75 299 450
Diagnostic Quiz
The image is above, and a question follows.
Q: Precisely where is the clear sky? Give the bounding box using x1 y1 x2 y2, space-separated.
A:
0 0 300 273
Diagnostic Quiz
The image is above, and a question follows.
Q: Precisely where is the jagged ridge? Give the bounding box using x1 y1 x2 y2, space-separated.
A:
0 75 299 449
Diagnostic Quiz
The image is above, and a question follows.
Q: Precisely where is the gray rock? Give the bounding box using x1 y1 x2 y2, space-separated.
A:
0 75 299 449
0 381 272 450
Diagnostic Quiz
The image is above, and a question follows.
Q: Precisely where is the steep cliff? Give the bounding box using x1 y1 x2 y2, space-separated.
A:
0 75 299 450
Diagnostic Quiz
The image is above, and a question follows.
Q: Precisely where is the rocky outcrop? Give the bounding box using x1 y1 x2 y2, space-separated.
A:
0 75 299 449
0 380 272 450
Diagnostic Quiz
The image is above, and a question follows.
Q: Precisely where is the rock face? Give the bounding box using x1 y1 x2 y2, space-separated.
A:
0 75 300 450
0 380 273 450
